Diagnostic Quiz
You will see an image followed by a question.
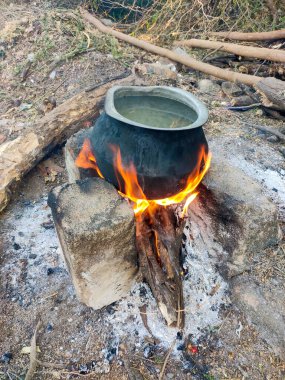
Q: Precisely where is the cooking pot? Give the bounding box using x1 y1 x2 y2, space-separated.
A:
90 86 209 199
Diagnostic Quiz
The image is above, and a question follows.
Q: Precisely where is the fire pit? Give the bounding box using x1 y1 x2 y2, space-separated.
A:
71 86 212 327
89 86 209 199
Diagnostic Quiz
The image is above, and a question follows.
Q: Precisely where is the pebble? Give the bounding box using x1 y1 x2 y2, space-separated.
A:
198 79 221 95
221 81 243 97
166 373 174 379
46 323 53 332
29 253 37 259
267 135 279 143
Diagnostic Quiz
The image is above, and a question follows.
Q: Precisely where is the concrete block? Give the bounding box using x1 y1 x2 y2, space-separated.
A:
48 178 138 309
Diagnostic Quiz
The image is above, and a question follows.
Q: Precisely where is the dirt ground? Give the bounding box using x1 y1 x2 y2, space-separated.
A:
1 2 285 380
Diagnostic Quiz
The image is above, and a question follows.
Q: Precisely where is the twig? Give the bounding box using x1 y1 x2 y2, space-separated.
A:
202 44 224 62
237 116 285 141
159 339 176 380
25 320 41 380
85 70 131 92
36 360 66 369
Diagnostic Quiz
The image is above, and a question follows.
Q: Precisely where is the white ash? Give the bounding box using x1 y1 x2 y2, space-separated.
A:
2 198 229 354
230 154 285 204
105 214 230 352
2 198 70 307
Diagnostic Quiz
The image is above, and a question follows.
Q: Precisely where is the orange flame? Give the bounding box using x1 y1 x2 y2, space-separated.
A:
75 139 104 179
76 139 211 217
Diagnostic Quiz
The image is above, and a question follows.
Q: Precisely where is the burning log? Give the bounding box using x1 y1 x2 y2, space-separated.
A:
136 206 185 328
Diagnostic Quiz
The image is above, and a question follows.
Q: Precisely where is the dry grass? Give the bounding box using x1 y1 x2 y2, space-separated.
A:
90 0 285 42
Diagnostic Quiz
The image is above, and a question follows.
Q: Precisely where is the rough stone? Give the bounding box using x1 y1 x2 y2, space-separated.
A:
221 81 244 97
266 135 279 143
198 79 221 95
48 178 138 309
201 155 280 277
231 277 285 359
133 63 177 80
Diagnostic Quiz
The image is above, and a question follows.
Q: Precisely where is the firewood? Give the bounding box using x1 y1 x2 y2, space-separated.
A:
255 77 285 112
0 74 137 213
175 39 285 64
210 29 285 41
136 207 184 328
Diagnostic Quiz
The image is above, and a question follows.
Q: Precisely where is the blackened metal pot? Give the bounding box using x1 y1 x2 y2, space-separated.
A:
90 86 209 199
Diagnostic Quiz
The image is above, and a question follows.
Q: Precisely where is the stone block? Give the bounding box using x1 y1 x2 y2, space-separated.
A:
48 178 138 309
201 155 280 277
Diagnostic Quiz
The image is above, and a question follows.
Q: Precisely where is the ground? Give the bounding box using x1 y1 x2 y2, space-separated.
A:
0 2 285 380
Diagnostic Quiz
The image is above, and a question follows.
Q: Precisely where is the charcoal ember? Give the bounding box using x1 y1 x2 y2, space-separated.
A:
13 242 21 250
79 364 89 374
104 343 118 362
41 220 54 229
143 343 156 358
106 302 117 315
47 268 54 275
1 352 13 364
177 331 183 340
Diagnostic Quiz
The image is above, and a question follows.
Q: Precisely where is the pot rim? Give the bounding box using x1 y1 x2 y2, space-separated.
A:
104 85 209 131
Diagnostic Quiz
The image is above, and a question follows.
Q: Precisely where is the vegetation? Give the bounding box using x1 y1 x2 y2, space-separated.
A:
90 0 285 42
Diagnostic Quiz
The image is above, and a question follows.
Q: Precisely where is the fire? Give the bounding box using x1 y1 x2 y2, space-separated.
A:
75 139 104 179
76 139 211 217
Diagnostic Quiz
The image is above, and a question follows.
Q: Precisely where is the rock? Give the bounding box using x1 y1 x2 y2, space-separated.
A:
198 79 220 95
230 95 255 107
172 46 189 57
231 278 285 359
48 178 137 310
267 135 279 143
134 63 177 80
221 81 243 97
196 155 280 277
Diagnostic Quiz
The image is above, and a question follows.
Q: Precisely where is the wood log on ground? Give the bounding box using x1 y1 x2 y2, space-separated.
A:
210 29 285 41
0 73 137 213
175 39 285 63
255 77 285 112
80 8 261 86
136 207 185 328
80 8 285 112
